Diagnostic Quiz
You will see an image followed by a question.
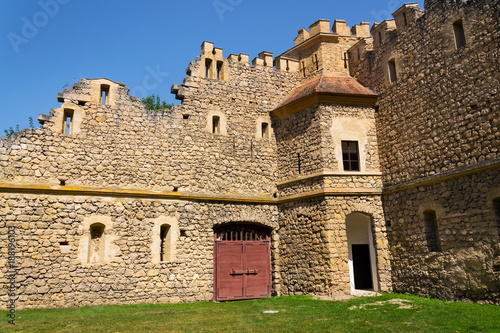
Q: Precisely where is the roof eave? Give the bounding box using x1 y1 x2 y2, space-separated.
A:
271 92 378 120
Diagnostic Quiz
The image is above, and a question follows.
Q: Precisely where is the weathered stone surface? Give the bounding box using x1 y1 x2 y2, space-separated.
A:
0 0 498 309
348 0 499 303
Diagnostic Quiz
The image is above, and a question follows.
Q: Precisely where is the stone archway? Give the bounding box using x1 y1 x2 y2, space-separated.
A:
346 212 379 293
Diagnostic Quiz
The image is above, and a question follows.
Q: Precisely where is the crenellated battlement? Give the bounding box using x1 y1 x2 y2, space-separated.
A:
283 19 372 80
294 19 371 46
180 18 374 85
274 56 300 73
253 51 273 67
197 41 229 80
370 19 396 47
228 53 249 63
392 3 424 30
176 41 301 96
348 2 424 54
38 78 135 135
346 2 440 90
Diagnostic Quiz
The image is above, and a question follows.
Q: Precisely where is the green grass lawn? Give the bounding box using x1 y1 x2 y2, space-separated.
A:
2 293 499 333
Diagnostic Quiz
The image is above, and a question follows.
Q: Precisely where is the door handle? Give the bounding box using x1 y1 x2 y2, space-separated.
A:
229 268 258 275
230 268 246 275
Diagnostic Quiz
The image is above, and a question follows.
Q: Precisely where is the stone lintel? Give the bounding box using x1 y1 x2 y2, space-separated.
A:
38 114 55 124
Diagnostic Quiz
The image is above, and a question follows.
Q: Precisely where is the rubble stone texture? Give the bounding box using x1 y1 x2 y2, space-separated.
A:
1 0 498 308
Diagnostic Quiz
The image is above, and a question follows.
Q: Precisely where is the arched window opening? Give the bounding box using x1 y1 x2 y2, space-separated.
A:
160 224 171 262
88 223 105 263
62 108 74 135
453 20 466 49
212 115 221 134
424 210 441 252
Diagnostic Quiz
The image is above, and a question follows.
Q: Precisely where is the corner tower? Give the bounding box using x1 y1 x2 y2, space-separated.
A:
271 20 392 297
278 19 370 80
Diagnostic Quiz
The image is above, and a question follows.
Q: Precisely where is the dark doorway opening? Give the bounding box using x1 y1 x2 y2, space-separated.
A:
352 244 373 290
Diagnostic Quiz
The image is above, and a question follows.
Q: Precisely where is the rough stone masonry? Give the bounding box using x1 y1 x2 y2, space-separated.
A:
0 0 498 309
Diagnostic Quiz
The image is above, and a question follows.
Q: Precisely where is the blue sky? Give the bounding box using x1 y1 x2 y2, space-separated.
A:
0 0 424 133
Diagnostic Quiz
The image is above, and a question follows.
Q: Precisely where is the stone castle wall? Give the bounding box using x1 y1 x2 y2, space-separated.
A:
0 194 278 308
277 195 392 297
349 0 500 302
349 0 499 185
1 0 498 309
1 52 299 196
0 45 300 308
384 170 500 302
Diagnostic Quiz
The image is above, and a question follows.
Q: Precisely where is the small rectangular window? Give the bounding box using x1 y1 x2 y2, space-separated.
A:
216 61 223 79
100 84 110 105
424 210 441 252
205 58 212 78
341 141 360 171
403 12 408 26
297 153 301 174
160 225 171 262
314 54 319 70
88 223 105 263
493 198 500 236
388 59 397 83
212 115 220 134
62 109 74 135
261 122 269 139
453 20 466 49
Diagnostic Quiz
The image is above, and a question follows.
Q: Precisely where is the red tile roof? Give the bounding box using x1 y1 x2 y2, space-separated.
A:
275 75 377 109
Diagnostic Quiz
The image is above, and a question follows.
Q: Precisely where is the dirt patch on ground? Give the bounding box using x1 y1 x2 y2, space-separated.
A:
348 298 414 310
314 291 382 301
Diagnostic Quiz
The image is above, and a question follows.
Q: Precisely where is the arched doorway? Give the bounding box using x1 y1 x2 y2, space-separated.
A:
346 213 379 293
213 223 271 301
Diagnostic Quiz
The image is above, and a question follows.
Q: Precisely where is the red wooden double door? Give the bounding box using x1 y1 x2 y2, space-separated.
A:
214 224 271 301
